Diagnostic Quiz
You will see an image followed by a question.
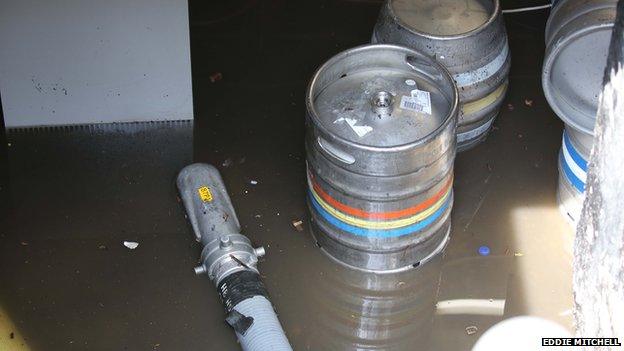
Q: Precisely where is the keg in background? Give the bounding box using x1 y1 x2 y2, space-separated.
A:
372 0 510 152
543 0 616 135
557 126 592 224
305 44 459 272
543 0 615 225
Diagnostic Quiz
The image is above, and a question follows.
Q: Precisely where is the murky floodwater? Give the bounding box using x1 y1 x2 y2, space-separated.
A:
0 1 573 350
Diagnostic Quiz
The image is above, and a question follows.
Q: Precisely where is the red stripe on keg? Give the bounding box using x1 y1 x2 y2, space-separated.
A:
309 171 453 221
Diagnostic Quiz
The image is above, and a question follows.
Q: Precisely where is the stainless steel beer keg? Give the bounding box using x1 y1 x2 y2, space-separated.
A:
544 0 616 225
372 0 510 151
305 44 458 272
543 0 616 135
558 126 592 225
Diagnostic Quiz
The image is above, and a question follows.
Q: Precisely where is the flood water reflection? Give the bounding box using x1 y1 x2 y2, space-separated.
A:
305 254 443 350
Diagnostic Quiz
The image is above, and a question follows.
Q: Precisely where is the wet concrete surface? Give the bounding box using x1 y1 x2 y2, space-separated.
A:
0 1 573 350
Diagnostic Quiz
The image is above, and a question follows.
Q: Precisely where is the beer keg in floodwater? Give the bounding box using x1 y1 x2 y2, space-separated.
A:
543 0 615 225
558 126 592 225
305 44 458 272
372 0 510 152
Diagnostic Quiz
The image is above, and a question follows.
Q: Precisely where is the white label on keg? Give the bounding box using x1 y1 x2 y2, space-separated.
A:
399 89 432 115
334 117 373 137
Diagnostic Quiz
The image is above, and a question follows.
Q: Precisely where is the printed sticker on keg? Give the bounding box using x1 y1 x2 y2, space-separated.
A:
400 89 432 115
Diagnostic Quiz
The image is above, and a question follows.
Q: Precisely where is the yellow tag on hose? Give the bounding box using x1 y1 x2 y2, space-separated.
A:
198 186 213 202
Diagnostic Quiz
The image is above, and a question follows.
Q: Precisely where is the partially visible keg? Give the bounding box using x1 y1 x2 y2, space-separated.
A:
305 44 458 272
543 0 615 225
372 0 510 152
557 126 592 224
543 0 616 135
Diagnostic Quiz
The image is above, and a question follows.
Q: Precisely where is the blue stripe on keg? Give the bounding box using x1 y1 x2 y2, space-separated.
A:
563 131 588 172
309 190 452 238
560 152 585 193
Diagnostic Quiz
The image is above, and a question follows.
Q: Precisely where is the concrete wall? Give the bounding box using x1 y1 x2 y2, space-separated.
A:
0 0 193 127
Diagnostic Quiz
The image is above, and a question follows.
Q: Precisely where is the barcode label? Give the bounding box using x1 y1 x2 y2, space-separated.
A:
400 98 422 111
399 89 432 115
411 89 432 115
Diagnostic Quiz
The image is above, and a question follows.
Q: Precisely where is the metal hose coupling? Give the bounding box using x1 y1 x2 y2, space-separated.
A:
177 163 292 351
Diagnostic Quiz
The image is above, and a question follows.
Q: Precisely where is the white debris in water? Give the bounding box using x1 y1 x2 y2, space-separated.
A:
123 241 139 250
250 180 258 185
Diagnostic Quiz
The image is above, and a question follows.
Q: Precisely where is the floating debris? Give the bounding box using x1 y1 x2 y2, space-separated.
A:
524 99 534 107
222 158 233 168
209 72 223 83
478 246 491 256
507 103 515 111
250 180 258 185
123 241 139 250
292 220 304 232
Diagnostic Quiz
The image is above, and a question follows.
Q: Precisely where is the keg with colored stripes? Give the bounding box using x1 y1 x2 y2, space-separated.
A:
305 44 459 272
543 0 614 224
543 0 616 135
557 126 592 224
372 0 510 152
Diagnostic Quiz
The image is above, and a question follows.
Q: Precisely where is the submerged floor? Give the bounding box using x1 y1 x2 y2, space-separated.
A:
0 1 573 350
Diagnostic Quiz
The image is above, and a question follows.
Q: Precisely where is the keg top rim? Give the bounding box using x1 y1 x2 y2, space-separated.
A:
306 44 458 150
387 0 501 40
543 24 613 135
545 0 617 47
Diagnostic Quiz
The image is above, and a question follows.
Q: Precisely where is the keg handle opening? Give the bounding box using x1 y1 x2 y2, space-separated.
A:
405 55 442 82
317 137 356 165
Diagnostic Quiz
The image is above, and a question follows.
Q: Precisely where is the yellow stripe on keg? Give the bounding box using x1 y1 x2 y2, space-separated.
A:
310 185 452 230
462 82 508 116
